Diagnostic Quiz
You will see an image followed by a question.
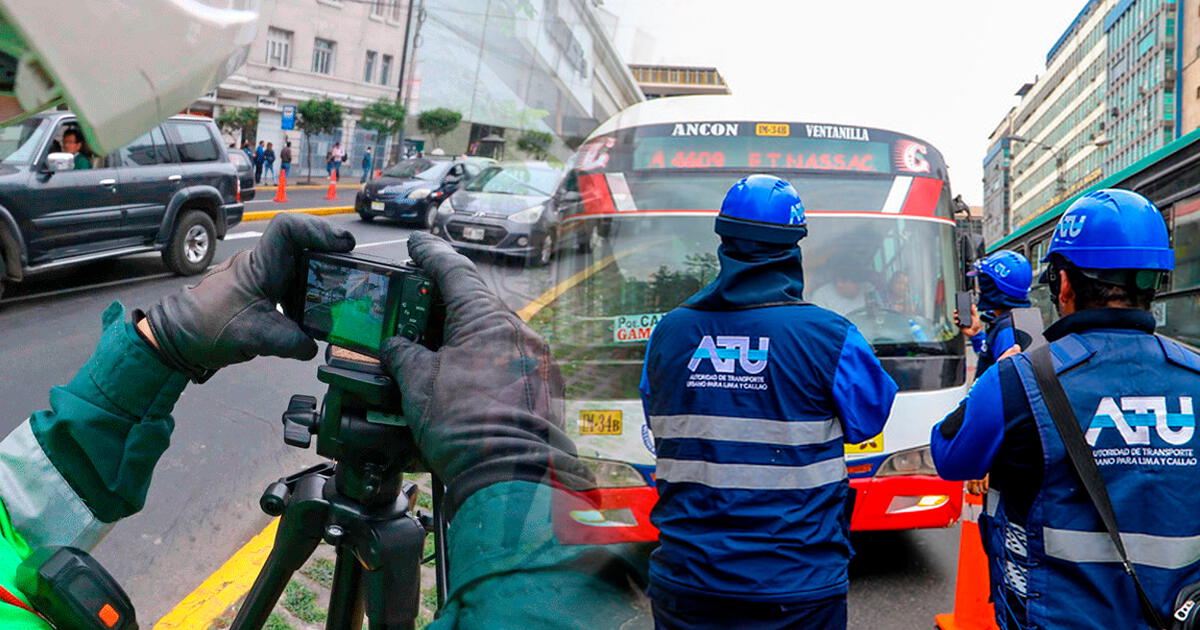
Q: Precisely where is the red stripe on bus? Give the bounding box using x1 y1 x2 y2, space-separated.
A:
901 176 943 216
577 173 615 214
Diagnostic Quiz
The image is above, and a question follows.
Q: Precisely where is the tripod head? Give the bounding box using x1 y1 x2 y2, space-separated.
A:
278 346 423 506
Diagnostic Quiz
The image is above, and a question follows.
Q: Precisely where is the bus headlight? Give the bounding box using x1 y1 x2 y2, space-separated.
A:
509 204 544 224
875 446 937 477
579 457 647 488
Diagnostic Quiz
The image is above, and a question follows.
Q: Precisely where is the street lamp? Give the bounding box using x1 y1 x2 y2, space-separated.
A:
1005 135 1067 198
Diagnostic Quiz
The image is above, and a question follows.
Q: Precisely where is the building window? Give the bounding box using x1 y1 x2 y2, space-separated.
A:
312 38 335 74
380 54 393 85
364 50 377 83
266 27 292 67
371 0 385 17
391 0 403 21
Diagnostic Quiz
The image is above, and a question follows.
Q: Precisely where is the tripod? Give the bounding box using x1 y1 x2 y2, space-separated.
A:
230 349 440 630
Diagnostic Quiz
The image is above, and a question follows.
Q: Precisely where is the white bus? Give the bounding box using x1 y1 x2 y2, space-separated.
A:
529 96 969 539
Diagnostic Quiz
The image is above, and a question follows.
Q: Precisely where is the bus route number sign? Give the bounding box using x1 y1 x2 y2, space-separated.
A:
613 312 665 343
580 410 623 435
756 123 790 137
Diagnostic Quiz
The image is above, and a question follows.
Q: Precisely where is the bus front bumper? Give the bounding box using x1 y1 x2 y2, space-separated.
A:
849 475 963 531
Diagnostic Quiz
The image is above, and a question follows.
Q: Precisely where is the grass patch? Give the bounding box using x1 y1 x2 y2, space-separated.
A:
264 613 294 630
300 557 336 589
283 580 326 624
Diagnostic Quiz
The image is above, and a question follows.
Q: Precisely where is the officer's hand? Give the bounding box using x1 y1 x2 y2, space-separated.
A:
380 232 590 519
957 304 983 337
997 344 1022 361
966 474 989 496
145 214 355 382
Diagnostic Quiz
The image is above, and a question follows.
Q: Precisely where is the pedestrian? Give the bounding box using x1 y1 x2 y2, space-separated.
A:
325 147 333 176
241 139 252 163
262 142 276 186
280 140 292 178
931 188 1195 630
254 140 265 184
361 146 373 183
957 250 1033 378
640 175 898 630
330 142 345 179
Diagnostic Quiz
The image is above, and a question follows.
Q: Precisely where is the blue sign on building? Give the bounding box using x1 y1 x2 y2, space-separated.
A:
281 105 296 130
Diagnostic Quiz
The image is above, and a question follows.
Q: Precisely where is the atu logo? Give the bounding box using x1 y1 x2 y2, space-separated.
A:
1086 396 1195 446
688 335 770 374
1057 214 1087 240
895 140 930 174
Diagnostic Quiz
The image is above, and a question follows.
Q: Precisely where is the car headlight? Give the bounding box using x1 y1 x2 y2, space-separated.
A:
408 188 432 200
875 446 938 477
509 204 545 224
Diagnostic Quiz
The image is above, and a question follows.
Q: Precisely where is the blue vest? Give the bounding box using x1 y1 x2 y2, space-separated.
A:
976 312 1015 377
643 303 857 603
983 329 1200 629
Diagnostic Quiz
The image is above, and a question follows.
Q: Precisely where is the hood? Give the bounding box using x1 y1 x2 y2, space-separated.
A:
364 176 429 196
684 236 806 310
449 190 547 217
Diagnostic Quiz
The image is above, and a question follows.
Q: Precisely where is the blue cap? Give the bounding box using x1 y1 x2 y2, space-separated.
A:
715 175 807 244
969 250 1032 300
1043 188 1174 271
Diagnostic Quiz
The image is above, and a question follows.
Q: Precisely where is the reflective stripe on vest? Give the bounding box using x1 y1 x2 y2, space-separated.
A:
656 456 848 490
1043 527 1200 570
650 414 842 446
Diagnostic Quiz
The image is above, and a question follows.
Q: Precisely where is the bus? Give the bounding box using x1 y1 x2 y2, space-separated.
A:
988 125 1200 348
527 96 969 537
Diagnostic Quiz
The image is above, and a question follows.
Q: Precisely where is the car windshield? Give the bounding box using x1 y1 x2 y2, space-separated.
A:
383 158 449 180
465 164 561 196
0 118 50 165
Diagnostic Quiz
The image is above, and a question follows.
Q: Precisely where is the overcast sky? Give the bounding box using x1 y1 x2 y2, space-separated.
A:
601 0 1090 205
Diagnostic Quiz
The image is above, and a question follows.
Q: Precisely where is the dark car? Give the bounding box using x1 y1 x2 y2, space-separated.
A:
355 155 494 229
0 112 242 299
227 149 256 201
432 161 564 266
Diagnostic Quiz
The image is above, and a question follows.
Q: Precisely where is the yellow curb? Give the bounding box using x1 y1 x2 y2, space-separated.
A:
155 236 646 628
153 518 279 629
242 206 354 222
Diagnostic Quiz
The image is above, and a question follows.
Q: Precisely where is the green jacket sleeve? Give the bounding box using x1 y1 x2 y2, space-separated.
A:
428 481 651 630
0 301 187 552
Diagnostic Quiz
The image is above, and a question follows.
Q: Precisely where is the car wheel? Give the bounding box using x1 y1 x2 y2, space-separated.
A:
164 210 217 276
358 212 375 222
530 233 554 267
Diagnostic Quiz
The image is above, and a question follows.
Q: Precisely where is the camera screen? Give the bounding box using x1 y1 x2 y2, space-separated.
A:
303 258 392 353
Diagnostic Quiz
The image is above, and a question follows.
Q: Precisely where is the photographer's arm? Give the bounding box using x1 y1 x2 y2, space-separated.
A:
382 233 649 629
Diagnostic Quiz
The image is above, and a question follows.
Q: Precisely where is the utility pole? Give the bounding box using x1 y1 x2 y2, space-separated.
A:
394 0 422 162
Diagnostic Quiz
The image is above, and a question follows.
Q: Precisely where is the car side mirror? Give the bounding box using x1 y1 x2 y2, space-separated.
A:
558 191 582 204
45 153 75 172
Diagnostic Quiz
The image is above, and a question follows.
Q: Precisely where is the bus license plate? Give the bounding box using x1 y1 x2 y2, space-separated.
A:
579 410 622 435
462 227 486 241
371 201 385 211
845 433 883 454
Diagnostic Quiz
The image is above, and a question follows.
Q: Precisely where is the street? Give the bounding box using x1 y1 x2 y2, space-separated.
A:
0 212 958 627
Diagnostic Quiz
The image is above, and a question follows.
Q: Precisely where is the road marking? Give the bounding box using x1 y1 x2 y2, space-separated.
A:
242 206 354 222
1 272 175 305
224 231 263 240
153 519 280 629
155 242 641 627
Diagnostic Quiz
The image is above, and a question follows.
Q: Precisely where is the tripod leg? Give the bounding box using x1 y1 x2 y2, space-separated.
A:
325 547 365 630
360 513 427 630
231 474 329 630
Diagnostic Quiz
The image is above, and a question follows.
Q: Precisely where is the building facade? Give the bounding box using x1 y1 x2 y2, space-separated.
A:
200 0 413 179
627 64 731 99
401 0 643 161
1181 0 1200 132
986 0 1185 241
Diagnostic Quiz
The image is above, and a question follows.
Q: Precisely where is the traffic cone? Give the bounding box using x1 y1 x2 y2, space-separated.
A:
375 168 381 178
324 169 338 200
274 169 289 203
935 491 999 630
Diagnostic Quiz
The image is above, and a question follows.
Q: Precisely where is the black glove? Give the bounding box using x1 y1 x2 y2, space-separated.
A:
381 232 592 519
146 214 355 382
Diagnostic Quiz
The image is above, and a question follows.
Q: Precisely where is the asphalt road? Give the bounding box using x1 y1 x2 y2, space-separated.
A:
0 212 962 628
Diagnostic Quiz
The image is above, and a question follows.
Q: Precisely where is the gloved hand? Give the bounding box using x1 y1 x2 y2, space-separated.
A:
381 232 591 519
145 213 355 382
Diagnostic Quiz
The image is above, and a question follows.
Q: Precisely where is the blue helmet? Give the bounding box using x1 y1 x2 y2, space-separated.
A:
715 175 807 244
969 250 1032 300
1043 188 1174 272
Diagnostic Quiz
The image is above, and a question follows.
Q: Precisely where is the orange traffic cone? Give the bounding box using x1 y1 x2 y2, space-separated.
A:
935 491 999 630
324 169 338 200
375 168 381 178
274 169 289 203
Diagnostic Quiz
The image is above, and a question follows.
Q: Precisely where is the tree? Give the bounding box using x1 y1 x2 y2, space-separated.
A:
516 130 554 160
215 107 258 145
297 98 344 183
417 108 462 150
358 98 407 165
